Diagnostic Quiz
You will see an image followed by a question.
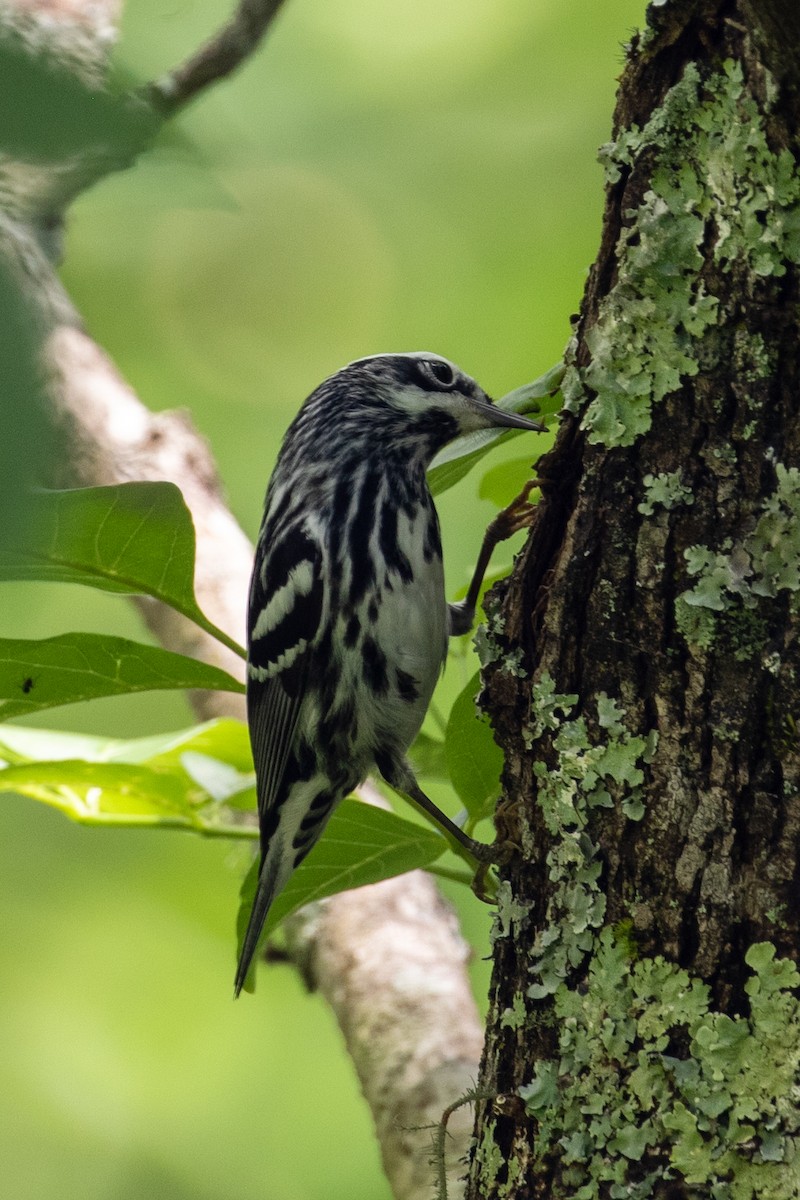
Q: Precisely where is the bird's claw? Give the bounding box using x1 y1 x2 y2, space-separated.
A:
471 859 498 904
489 479 540 544
469 836 518 903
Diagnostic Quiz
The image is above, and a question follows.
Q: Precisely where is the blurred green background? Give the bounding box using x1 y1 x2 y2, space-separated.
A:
2 2 644 1197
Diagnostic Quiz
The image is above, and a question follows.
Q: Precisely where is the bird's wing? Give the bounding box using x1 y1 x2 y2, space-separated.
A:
246 526 325 845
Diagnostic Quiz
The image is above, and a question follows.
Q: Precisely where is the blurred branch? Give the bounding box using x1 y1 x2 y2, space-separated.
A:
49 322 253 710
0 0 121 86
286 830 485 1200
147 0 289 116
0 3 485 1198
0 0 287 240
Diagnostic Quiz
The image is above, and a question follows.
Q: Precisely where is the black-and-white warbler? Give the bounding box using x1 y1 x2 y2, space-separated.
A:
235 352 544 995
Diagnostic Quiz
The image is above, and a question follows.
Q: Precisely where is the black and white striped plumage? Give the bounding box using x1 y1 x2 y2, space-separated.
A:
235 352 543 995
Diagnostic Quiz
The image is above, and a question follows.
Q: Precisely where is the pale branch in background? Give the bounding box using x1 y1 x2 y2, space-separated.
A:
0 2 485 1197
287 783 486 1200
0 0 122 85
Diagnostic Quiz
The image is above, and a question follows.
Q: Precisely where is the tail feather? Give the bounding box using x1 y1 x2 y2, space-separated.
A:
233 851 284 998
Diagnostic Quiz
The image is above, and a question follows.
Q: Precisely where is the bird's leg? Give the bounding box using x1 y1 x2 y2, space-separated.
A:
402 777 496 863
401 779 504 902
428 478 540 894
449 478 540 635
378 755 497 865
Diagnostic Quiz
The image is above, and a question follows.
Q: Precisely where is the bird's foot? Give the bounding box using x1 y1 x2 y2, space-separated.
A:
466 836 496 863
471 859 497 903
468 836 518 903
488 478 541 545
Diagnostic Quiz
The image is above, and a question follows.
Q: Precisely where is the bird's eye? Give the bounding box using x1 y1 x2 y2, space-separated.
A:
419 359 455 389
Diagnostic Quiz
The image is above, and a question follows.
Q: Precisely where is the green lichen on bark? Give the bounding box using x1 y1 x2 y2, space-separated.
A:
676 460 800 649
520 934 800 1199
473 1120 506 1189
561 60 800 447
493 879 533 945
637 470 694 516
524 678 656 998
500 991 528 1032
472 1117 525 1199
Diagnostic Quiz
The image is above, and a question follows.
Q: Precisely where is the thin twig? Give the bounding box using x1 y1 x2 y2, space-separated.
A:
431 1087 497 1200
147 0 289 116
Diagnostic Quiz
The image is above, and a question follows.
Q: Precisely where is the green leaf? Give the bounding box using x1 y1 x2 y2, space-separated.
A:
451 565 513 615
266 799 446 928
407 730 449 780
427 362 563 497
0 759 214 828
0 261 59 555
428 428 524 497
445 671 503 821
0 36 158 161
236 798 448 989
0 719 256 834
478 458 542 508
0 716 252 767
0 483 245 660
0 632 244 719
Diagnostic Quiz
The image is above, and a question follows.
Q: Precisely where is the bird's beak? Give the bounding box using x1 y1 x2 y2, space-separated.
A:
469 397 547 433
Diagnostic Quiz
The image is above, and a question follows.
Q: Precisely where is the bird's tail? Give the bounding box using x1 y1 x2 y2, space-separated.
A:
233 850 284 998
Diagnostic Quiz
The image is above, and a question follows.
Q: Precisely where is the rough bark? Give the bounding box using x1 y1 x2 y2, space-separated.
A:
468 3 800 1196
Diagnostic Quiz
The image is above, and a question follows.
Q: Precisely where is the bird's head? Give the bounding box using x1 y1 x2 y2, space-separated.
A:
282 353 545 476
319 352 544 459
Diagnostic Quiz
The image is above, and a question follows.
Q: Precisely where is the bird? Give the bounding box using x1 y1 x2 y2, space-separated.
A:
235 352 545 995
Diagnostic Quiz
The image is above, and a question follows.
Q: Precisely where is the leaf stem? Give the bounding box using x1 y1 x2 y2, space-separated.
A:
190 611 248 661
425 863 476 888
34 809 260 838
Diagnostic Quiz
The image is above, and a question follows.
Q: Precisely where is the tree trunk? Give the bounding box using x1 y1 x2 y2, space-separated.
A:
468 3 800 1196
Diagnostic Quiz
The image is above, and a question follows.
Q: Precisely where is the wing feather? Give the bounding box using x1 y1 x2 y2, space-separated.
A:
246 527 325 846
